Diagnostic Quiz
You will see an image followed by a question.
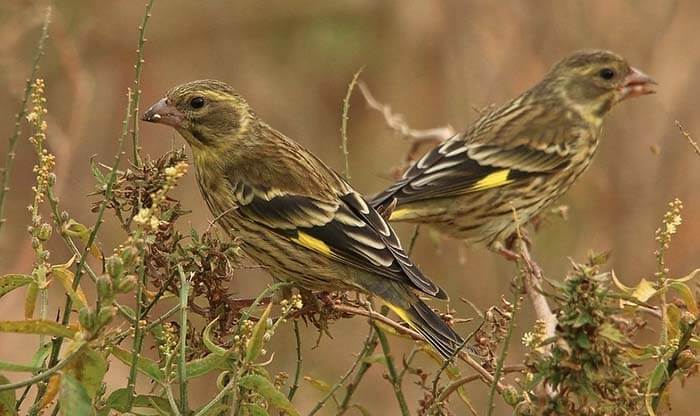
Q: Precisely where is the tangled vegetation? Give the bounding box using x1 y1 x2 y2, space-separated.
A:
0 4 698 416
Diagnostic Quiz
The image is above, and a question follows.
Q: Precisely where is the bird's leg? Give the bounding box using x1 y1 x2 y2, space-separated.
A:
491 239 520 262
492 234 555 342
495 232 540 277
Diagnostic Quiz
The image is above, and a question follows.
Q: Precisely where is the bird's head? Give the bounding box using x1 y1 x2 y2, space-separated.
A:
538 50 656 121
142 79 253 148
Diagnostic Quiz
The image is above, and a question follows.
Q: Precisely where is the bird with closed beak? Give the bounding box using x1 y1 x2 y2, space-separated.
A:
370 50 657 253
142 80 464 358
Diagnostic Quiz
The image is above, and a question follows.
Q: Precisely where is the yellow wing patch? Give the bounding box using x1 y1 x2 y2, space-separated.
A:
469 169 513 191
389 208 413 221
293 231 332 256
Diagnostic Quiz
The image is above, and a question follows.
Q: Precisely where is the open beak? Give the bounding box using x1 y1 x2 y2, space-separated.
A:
142 98 185 128
619 67 657 100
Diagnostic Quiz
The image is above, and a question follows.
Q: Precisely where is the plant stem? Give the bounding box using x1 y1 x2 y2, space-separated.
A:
486 288 522 416
0 7 51 235
339 68 363 181
307 325 375 416
652 317 700 411
0 341 85 392
46 87 133 375
287 319 302 401
125 245 148 410
178 264 190 414
130 0 156 166
337 330 379 415
407 225 420 255
374 322 410 416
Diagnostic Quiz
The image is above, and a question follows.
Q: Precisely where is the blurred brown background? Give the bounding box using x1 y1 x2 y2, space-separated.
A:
1 1 699 414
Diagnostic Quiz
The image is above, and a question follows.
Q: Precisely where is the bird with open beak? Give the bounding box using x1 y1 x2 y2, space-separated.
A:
370 49 657 252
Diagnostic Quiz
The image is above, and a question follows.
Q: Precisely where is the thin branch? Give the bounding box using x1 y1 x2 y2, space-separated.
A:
46 87 135 373
130 0 156 166
306 324 374 416
47 0 157 383
125 245 148 410
675 120 700 159
339 68 363 180
373 320 410 416
487 288 522 416
287 319 303 401
177 265 190 414
515 238 557 340
331 303 506 393
407 225 421 256
652 317 700 410
437 366 525 404
0 6 51 235
430 320 485 401
192 284 288 416
358 81 454 170
359 81 455 142
0 341 86 392
336 331 379 415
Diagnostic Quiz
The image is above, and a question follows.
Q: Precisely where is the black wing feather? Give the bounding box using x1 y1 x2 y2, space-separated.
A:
232 179 446 299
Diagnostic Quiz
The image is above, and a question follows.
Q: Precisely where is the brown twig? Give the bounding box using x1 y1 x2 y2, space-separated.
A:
436 365 525 404
358 82 455 170
514 238 557 341
332 303 506 393
675 120 700 158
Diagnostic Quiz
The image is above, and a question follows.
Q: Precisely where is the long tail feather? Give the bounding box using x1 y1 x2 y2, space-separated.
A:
387 300 464 359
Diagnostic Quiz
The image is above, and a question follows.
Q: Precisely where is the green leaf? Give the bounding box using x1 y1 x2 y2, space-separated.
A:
239 374 300 416
89 157 108 188
243 404 270 416
645 361 669 416
598 323 625 343
0 274 33 299
362 353 388 366
303 376 332 394
668 281 699 315
246 303 272 363
0 375 17 416
648 361 668 391
106 388 172 414
665 304 681 340
0 360 42 373
51 264 88 311
105 388 130 412
30 342 51 369
63 219 102 260
139 395 173 415
24 282 38 319
672 268 700 283
575 333 592 349
59 373 92 416
203 317 227 356
64 346 107 399
110 346 164 382
0 320 76 338
184 353 229 380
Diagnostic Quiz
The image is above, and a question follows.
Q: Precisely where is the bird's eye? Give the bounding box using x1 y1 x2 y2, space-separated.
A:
190 96 205 109
598 68 615 80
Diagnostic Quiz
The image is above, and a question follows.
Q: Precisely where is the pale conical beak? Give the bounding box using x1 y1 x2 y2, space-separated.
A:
619 67 657 100
142 98 185 128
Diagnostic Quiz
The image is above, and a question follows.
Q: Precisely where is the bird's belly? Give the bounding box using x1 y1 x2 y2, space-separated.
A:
430 170 584 244
216 212 355 292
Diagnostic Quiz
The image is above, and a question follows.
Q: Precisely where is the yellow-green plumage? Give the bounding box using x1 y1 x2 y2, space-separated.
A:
142 80 463 358
371 50 656 249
